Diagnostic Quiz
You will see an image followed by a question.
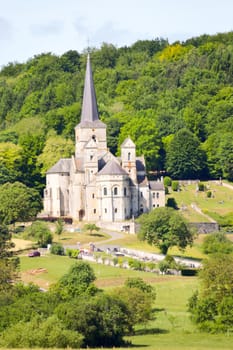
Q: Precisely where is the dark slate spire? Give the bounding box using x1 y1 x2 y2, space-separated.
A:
79 54 105 127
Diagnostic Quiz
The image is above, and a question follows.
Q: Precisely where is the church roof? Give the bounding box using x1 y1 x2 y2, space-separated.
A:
78 54 106 128
136 157 146 172
138 175 149 187
149 181 165 191
46 158 71 174
97 159 128 176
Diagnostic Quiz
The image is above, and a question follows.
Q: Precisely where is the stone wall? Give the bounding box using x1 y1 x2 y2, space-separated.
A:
189 222 219 234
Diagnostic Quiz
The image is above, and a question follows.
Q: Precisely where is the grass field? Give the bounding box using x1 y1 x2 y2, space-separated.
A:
167 181 233 223
18 255 233 350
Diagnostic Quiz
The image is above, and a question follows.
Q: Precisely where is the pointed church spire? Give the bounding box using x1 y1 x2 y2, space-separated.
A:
80 54 99 124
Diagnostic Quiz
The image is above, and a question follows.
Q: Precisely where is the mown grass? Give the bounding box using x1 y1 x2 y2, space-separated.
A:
18 255 233 350
167 181 233 223
109 232 207 260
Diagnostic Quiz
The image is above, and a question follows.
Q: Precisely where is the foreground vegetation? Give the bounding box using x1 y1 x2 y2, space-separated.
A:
0 218 232 349
18 255 233 350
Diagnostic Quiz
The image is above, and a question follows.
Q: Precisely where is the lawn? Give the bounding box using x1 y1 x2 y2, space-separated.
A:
19 255 233 350
167 181 233 223
109 232 207 260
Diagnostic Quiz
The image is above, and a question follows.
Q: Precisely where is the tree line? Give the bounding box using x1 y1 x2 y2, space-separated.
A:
0 32 233 196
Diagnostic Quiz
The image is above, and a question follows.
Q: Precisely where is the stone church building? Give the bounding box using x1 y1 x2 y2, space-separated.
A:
43 55 165 224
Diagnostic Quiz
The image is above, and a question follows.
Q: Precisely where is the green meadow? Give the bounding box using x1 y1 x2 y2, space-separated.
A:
19 255 233 350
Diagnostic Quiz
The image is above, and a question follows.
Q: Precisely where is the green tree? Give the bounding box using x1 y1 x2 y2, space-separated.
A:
188 254 233 332
118 114 162 170
0 164 18 185
202 232 233 255
124 277 155 295
138 207 193 255
55 219 64 238
218 132 233 181
0 142 23 181
24 221 52 248
56 293 131 347
53 261 97 299
37 134 74 175
0 182 42 225
112 281 154 326
0 316 83 348
166 128 207 179
83 223 100 235
50 243 65 256
0 225 19 293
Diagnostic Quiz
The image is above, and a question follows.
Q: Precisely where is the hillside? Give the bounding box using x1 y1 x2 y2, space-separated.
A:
167 181 233 226
0 32 233 192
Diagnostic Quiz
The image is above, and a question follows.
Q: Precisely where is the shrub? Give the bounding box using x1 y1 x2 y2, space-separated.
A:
198 182 205 191
171 180 179 191
181 268 199 276
66 248 79 258
24 221 53 248
166 197 178 209
165 186 169 194
202 232 233 255
164 176 172 187
146 262 157 271
128 258 145 271
206 191 212 198
50 243 65 256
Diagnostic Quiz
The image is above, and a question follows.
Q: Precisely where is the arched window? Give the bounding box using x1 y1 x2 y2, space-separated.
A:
124 187 127 196
92 135 96 142
156 192 159 199
103 187 107 196
128 152 131 160
114 187 118 195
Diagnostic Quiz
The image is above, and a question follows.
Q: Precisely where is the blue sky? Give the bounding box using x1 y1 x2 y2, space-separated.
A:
0 0 233 67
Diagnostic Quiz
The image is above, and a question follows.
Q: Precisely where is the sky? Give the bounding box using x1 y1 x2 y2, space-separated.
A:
0 0 233 68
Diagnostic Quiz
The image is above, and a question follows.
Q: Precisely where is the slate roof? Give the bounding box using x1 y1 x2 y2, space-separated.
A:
136 157 146 172
97 159 128 176
149 181 165 191
137 175 149 187
77 54 106 128
46 158 71 174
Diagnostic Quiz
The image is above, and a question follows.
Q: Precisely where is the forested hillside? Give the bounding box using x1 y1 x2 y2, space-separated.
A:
0 32 233 192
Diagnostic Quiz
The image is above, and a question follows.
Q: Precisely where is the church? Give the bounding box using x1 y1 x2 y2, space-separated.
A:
43 54 165 224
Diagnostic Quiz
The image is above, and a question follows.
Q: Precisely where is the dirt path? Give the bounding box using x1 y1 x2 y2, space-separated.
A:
190 203 217 223
222 181 233 191
94 229 125 245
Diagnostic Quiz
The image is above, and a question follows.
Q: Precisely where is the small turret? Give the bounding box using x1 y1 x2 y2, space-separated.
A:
121 137 137 182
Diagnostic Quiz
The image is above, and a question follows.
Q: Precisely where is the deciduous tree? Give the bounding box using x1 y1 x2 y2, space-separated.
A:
138 207 193 255
166 128 207 179
0 182 42 225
